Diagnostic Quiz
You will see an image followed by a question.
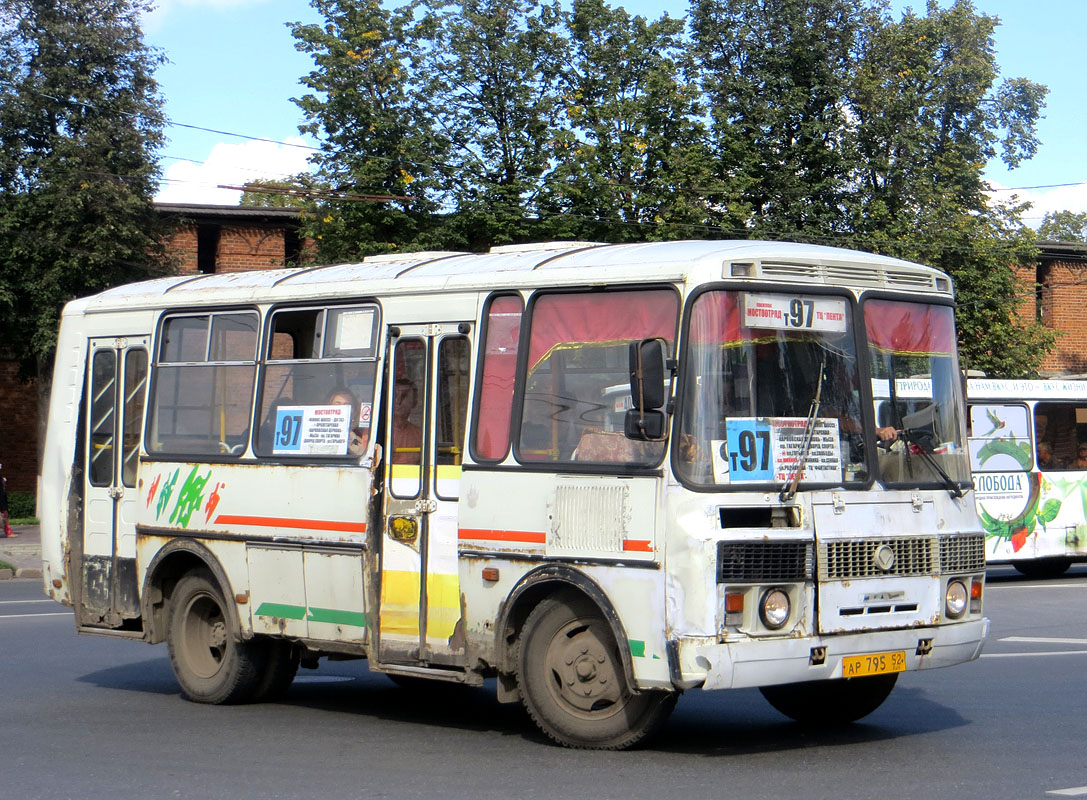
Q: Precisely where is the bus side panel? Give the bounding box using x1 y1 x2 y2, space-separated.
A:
458 468 672 689
137 461 372 647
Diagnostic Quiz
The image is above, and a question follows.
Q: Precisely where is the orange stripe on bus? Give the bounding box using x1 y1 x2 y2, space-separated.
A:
458 528 547 544
622 540 653 552
213 515 367 533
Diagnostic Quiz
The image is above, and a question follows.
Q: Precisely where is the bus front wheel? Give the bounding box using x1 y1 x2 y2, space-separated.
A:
516 594 675 749
760 673 898 725
167 568 264 704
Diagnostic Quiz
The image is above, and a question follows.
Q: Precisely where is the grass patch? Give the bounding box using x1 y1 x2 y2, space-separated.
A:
0 560 14 572
8 518 38 526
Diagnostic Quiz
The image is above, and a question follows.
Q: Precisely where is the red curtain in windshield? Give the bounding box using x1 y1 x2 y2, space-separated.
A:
864 300 955 356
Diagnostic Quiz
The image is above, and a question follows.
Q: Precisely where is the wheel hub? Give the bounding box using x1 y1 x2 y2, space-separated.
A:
548 622 623 713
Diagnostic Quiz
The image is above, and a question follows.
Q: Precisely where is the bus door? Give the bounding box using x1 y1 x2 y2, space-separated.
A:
79 337 149 627
378 325 471 666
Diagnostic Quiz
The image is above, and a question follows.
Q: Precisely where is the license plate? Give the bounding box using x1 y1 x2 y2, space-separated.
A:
842 650 906 677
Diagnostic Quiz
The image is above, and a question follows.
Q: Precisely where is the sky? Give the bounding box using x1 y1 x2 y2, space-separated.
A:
145 0 1087 228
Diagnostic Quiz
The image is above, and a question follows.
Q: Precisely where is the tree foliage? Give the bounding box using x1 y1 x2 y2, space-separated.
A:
238 174 317 208
0 0 170 375
291 0 1053 373
1037 211 1087 243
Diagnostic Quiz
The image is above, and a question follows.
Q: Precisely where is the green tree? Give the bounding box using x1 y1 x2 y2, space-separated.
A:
419 0 566 248
0 0 170 386
690 0 868 238
290 0 447 261
847 0 1052 376
539 0 718 241
1037 210 1087 243
238 174 317 209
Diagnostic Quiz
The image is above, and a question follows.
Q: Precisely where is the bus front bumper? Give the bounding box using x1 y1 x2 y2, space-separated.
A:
676 617 989 691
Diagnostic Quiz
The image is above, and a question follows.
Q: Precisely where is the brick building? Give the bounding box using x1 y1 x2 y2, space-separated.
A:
0 204 303 495
156 203 305 274
1030 240 1087 376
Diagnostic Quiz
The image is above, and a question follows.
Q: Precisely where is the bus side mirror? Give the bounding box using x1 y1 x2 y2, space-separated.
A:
626 338 668 441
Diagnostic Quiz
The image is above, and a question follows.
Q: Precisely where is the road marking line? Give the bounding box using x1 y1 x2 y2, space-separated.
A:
0 600 56 605
0 612 71 619
1001 636 1087 645
1047 787 1087 797
982 650 1087 659
989 583 1087 589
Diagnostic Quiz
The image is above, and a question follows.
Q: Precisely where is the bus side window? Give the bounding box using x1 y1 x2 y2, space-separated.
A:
514 288 678 466
255 305 379 460
148 312 258 457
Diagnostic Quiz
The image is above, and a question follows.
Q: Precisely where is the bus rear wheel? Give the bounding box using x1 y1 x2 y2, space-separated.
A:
167 568 264 704
516 594 675 749
760 673 898 725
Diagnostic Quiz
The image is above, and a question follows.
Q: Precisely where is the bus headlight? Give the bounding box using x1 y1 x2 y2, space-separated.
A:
760 588 791 630
945 580 968 619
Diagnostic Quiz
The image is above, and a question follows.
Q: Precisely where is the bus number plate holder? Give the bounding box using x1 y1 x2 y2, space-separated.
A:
842 650 906 677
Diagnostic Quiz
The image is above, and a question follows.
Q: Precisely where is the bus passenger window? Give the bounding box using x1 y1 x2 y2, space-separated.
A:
515 288 678 467
147 312 257 457
472 295 522 462
254 304 379 460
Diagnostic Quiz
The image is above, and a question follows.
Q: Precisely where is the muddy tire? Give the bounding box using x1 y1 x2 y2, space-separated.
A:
760 673 898 725
516 594 675 749
167 568 263 704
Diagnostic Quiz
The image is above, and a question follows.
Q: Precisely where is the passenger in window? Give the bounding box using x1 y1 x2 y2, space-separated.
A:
1073 444 1087 471
328 388 368 456
392 377 423 464
1037 441 1059 470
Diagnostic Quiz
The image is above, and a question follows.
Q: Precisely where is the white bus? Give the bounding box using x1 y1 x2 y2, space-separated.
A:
39 240 988 749
967 378 1087 577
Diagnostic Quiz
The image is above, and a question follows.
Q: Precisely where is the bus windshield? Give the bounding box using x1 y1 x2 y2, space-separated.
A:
865 299 970 491
677 289 869 487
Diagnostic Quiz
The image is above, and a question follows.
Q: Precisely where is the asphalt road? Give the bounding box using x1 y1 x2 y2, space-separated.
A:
3 567 1086 800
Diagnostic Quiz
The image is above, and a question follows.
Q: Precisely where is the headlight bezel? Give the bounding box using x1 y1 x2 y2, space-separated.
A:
945 579 969 619
759 587 791 630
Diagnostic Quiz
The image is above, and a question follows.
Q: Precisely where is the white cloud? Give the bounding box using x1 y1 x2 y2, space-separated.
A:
156 137 313 205
988 181 1087 229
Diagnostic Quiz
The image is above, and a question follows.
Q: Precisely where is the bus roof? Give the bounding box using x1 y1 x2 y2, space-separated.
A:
67 239 951 315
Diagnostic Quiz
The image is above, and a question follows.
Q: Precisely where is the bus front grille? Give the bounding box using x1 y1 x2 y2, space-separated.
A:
819 537 936 580
717 541 813 583
818 533 986 580
939 532 987 573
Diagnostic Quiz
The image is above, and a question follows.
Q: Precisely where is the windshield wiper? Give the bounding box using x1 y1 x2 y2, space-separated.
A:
898 427 964 499
780 355 827 503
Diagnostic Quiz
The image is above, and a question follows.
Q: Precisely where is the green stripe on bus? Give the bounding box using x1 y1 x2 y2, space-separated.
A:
306 607 367 628
255 602 307 620
629 639 646 658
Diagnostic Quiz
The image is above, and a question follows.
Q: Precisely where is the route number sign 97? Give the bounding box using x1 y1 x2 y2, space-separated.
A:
742 293 848 333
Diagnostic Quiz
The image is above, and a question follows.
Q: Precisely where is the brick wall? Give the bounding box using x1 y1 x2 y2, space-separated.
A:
169 226 200 274
1039 258 1087 375
0 361 39 493
166 223 290 274
218 226 288 272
